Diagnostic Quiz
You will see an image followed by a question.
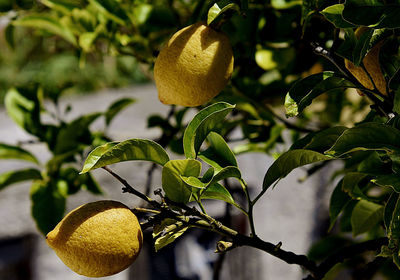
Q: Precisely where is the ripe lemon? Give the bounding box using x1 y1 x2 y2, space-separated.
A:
344 27 387 96
154 22 234 107
46 200 143 277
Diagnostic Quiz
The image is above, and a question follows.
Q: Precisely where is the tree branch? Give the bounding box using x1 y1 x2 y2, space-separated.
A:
102 166 320 276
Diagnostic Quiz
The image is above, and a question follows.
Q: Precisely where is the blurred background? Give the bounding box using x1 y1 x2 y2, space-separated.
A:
0 0 383 279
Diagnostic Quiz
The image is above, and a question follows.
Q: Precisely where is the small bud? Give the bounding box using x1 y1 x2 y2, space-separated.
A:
216 241 233 253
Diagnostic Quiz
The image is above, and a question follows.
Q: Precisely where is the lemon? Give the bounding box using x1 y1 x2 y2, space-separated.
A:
154 22 234 107
344 27 387 96
46 200 143 277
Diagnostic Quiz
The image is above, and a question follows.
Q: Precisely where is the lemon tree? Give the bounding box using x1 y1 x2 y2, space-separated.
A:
1 0 400 279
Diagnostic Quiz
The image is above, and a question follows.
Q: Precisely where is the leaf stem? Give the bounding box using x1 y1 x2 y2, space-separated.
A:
240 178 257 237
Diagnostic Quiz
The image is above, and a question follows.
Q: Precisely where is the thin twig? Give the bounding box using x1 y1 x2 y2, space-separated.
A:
103 167 320 275
102 166 157 207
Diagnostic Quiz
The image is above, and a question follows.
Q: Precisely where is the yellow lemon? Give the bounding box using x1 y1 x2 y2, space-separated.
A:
46 200 143 277
154 22 234 107
344 27 387 96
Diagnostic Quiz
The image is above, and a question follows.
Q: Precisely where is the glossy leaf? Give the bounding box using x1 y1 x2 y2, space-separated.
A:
285 72 355 117
321 4 355 28
342 0 400 29
263 150 332 190
30 180 67 235
326 123 400 157
81 139 169 173
13 15 77 46
290 126 347 153
181 176 206 190
373 174 400 193
162 159 201 203
201 183 236 205
351 199 384 236
0 168 42 191
207 2 240 26
198 132 237 171
183 102 234 159
0 143 39 164
105 97 136 126
207 166 241 188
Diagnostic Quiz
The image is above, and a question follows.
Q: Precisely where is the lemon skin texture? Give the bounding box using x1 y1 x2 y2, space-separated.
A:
46 200 143 277
344 27 387 96
154 22 234 107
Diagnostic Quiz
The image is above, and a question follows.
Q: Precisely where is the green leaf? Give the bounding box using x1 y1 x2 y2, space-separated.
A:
373 174 400 193
81 139 170 173
263 149 332 190
326 123 400 157
60 167 103 195
351 199 384 236
30 180 67 235
357 151 391 176
201 167 215 183
352 28 390 67
285 72 355 117
384 192 399 231
183 102 234 159
105 98 136 126
41 0 85 13
89 0 127 25
201 183 236 205
180 176 206 190
321 4 356 28
329 179 352 230
132 3 153 26
154 221 190 251
0 143 39 164
198 132 237 171
341 172 369 200
207 166 241 188
79 32 98 52
5 88 42 136
290 126 348 153
207 2 240 26
54 112 102 155
13 15 77 46
162 159 201 203
0 168 42 191
342 0 400 29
